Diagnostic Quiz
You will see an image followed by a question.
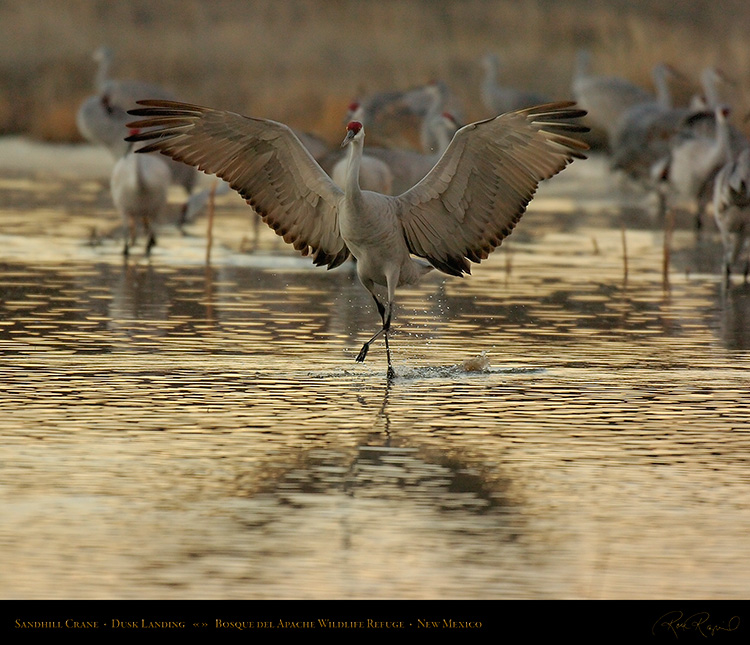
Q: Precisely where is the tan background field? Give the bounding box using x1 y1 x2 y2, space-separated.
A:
1 0 749 145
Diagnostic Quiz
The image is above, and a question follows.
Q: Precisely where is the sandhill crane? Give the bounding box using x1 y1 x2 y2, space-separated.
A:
76 93 133 158
77 46 176 154
480 53 549 115
419 81 454 153
656 105 735 227
92 46 173 107
111 130 173 257
680 68 749 158
76 46 198 199
127 100 587 379
713 148 750 279
690 67 733 112
610 63 688 182
572 49 652 146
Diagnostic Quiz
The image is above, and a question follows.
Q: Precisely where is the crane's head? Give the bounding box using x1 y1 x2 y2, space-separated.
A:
341 121 364 148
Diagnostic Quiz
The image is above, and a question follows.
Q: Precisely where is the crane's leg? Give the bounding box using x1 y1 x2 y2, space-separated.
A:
145 233 157 256
383 324 395 381
355 279 396 380
143 215 157 256
123 217 137 257
355 294 388 362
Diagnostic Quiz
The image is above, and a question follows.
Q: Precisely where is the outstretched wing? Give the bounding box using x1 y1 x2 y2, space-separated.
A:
127 100 349 268
394 102 588 276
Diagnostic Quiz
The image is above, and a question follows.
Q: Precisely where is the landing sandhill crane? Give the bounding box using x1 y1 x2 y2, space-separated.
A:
572 49 651 146
111 130 172 257
480 53 549 115
127 100 587 379
713 148 750 279
656 105 735 227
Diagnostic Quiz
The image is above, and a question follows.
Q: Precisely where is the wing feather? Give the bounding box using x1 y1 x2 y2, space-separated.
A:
394 102 587 276
127 100 350 268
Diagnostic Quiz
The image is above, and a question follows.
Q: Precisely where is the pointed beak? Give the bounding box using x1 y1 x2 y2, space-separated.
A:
340 129 356 148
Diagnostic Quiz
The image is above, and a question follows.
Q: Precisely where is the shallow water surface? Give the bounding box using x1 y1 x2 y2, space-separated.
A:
1 157 749 599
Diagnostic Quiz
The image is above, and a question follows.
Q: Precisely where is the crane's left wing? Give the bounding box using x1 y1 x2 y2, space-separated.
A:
126 100 349 269
393 102 588 276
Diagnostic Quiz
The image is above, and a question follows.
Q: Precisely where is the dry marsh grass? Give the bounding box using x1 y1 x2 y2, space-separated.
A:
1 0 749 143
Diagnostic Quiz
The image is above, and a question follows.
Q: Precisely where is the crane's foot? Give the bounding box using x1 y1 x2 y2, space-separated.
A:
387 365 396 381
356 343 370 363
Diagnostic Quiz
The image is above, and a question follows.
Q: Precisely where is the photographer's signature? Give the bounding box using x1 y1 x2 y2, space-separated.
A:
653 611 740 638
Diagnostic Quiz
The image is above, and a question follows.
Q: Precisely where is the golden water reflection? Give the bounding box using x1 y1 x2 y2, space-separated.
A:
1 162 750 599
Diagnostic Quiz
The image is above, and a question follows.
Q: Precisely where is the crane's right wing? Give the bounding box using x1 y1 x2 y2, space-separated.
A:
127 100 350 269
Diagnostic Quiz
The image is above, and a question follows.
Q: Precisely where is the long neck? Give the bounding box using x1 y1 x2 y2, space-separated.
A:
574 49 591 82
652 64 672 109
431 118 454 156
701 68 721 109
420 88 447 153
713 110 732 166
95 48 112 92
127 143 147 192
344 137 364 197
482 56 499 94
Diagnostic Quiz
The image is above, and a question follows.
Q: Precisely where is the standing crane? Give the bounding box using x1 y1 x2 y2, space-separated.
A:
713 148 750 279
111 130 173 257
610 62 687 182
76 46 197 198
657 105 734 227
127 100 588 379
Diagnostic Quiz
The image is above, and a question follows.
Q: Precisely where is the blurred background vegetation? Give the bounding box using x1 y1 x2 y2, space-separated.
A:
1 0 748 144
